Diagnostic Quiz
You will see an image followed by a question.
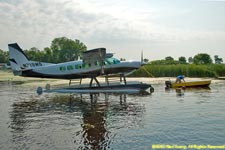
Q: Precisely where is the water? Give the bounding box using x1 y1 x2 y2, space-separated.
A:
0 80 225 150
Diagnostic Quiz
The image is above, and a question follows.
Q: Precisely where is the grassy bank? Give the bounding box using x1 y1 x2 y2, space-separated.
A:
131 64 225 77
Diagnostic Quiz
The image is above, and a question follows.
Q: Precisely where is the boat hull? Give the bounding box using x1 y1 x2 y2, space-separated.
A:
171 80 211 88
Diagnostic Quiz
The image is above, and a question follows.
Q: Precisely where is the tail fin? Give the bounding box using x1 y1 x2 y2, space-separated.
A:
8 43 30 74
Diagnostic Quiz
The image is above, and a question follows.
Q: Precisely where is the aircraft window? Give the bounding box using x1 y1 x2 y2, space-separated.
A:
106 60 111 65
67 65 74 70
113 59 120 64
59 66 66 71
82 63 89 68
106 58 120 64
75 64 81 69
104 61 109 65
95 61 100 66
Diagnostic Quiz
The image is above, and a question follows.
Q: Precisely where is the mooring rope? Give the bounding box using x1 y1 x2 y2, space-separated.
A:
142 66 154 77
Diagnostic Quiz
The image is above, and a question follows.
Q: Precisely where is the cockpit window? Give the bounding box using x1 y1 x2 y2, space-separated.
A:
105 58 120 65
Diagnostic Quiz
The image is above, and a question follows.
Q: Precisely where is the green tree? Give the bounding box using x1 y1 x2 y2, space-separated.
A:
143 58 149 63
51 37 87 63
193 53 212 65
150 59 179 65
165 56 174 61
178 56 187 64
0 49 9 63
188 57 193 64
24 47 42 61
0 49 5 63
214 55 223 64
43 47 53 62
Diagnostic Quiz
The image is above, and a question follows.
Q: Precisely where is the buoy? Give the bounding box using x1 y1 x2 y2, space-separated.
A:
37 87 43 95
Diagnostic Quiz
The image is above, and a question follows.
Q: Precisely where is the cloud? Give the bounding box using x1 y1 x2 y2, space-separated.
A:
0 0 181 49
1 0 225 60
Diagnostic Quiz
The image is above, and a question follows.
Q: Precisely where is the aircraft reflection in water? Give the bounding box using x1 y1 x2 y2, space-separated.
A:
9 93 147 149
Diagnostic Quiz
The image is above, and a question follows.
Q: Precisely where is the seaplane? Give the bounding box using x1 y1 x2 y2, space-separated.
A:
8 43 153 94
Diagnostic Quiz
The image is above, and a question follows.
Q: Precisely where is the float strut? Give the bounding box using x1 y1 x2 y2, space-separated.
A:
89 77 101 87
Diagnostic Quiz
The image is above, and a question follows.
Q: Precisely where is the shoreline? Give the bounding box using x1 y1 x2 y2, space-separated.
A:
0 70 222 87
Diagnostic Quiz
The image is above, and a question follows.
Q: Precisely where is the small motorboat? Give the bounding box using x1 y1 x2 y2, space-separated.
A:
165 80 211 88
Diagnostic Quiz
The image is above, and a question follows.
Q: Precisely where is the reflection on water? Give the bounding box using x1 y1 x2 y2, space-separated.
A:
1 81 225 149
165 86 211 97
9 93 146 149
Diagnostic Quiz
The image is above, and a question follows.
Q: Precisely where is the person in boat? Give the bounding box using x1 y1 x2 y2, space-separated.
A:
175 75 185 83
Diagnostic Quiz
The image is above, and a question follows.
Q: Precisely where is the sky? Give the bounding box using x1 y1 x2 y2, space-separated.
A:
0 0 225 61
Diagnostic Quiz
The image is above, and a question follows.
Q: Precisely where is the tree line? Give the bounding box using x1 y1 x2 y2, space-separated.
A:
0 36 224 65
150 53 223 65
133 53 225 78
0 37 87 64
0 49 9 63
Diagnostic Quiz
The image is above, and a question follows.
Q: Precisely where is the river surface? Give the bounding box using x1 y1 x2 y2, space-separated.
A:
0 80 225 150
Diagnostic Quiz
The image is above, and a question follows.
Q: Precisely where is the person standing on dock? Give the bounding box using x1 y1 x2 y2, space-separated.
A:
175 75 185 83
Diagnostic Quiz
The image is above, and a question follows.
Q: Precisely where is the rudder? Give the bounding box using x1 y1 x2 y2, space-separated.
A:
8 43 30 74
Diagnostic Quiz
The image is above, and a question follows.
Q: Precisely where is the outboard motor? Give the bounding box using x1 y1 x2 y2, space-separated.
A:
165 80 172 89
